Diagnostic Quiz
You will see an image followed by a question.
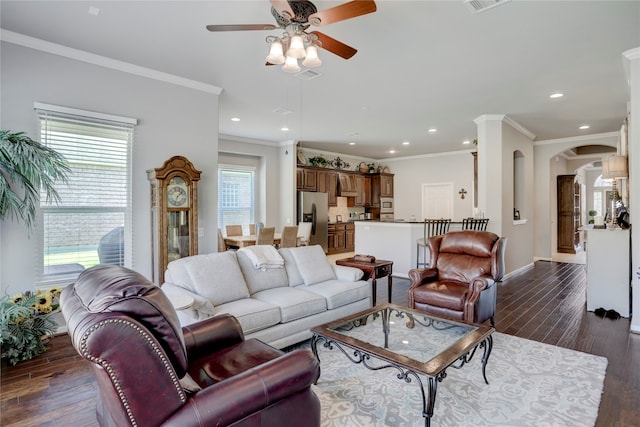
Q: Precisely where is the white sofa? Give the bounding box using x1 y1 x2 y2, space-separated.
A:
161 245 371 349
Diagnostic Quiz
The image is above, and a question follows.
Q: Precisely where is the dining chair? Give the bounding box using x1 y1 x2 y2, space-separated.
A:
280 225 299 248
256 226 275 245
217 228 226 252
297 222 312 246
226 224 243 237
416 219 452 268
462 217 489 231
249 223 256 235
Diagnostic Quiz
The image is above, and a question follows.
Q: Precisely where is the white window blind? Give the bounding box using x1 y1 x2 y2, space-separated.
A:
35 104 135 282
218 165 255 234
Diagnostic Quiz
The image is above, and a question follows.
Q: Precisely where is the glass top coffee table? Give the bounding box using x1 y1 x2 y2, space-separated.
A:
311 303 494 427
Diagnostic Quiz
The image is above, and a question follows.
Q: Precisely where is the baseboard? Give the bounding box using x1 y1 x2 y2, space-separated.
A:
503 262 535 281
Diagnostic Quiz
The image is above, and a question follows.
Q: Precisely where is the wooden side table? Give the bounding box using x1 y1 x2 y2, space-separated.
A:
335 257 393 306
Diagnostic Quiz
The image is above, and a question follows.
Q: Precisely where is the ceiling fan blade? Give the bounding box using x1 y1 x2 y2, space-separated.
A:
308 0 377 26
270 0 295 19
206 24 276 32
311 31 357 59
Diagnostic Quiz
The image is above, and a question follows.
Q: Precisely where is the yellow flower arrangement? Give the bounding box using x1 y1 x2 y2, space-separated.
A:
1 288 60 365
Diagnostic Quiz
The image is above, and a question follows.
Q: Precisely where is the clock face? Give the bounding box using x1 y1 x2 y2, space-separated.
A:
167 183 188 208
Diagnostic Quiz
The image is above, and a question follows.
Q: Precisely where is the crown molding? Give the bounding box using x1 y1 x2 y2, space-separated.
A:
473 114 536 140
0 29 223 95
533 131 619 146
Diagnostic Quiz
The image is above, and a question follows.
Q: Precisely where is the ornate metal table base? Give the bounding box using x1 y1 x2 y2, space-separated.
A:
311 308 493 427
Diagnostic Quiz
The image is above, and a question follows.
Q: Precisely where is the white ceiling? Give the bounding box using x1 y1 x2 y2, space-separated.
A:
2 1 639 160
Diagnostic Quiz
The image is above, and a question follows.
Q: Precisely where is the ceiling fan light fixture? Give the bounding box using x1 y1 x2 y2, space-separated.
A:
287 35 307 58
282 55 301 73
266 40 285 64
302 45 322 67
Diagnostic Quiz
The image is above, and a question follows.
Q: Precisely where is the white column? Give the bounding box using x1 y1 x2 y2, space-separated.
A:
474 114 505 236
623 47 640 333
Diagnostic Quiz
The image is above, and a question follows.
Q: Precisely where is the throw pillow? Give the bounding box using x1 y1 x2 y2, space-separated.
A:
183 252 250 305
290 245 336 286
278 248 304 286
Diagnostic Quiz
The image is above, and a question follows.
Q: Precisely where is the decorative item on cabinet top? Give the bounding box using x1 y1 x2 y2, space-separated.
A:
308 156 328 168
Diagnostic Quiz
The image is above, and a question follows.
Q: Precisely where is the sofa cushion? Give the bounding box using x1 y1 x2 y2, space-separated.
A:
252 287 327 323
168 252 250 306
278 248 304 287
236 251 289 294
300 279 370 309
290 245 336 286
214 298 281 334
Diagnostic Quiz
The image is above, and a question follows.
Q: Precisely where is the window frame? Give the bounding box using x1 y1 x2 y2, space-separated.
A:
34 103 136 286
217 164 256 235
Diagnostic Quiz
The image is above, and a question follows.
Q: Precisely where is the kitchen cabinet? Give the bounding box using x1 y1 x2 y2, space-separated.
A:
371 173 394 207
363 175 371 206
557 174 581 253
353 174 366 206
296 167 374 208
316 169 337 206
296 167 317 191
328 222 355 255
345 224 355 251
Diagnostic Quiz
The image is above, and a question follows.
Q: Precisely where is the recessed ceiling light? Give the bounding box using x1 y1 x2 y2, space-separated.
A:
428 128 437 133
463 140 471 145
579 124 590 130
550 93 564 98
281 127 289 131
231 117 240 122
389 150 396 154
402 141 410 145
348 142 356 145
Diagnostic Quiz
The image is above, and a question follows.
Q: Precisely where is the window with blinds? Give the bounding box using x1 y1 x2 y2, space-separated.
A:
218 165 255 233
35 103 136 282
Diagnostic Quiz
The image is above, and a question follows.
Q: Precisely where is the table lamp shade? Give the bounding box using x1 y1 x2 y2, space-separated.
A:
608 155 628 179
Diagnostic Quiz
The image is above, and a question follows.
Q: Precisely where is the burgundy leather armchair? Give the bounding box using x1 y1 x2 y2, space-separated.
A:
61 264 321 427
408 230 507 326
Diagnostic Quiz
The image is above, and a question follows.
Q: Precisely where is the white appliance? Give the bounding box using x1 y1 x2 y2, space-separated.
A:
380 197 394 213
297 191 328 252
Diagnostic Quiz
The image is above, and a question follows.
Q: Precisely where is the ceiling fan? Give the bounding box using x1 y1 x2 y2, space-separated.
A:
206 0 377 72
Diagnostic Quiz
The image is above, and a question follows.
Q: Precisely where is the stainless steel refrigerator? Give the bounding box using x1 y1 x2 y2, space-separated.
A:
297 191 328 253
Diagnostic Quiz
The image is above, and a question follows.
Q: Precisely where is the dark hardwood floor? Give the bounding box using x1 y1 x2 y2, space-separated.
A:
2 261 639 426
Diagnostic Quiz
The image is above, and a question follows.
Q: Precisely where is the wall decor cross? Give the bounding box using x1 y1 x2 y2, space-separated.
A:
459 188 467 199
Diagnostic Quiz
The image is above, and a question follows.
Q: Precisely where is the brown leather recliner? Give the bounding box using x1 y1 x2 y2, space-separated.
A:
408 230 507 326
60 264 321 427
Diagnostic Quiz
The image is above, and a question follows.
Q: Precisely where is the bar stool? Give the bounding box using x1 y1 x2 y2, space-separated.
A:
462 218 489 230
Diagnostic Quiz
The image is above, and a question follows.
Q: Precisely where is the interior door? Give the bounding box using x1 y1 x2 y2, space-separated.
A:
421 183 453 219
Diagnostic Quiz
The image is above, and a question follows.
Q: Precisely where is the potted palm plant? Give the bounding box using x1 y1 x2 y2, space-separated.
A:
1 130 70 231
1 130 69 364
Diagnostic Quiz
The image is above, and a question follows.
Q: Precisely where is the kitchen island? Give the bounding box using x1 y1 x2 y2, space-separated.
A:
354 221 425 279
354 220 467 278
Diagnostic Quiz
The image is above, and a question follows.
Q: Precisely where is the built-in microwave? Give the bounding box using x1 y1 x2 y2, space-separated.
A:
380 197 394 213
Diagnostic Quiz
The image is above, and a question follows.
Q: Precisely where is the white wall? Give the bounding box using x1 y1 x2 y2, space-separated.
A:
218 135 287 230
1 42 219 293
499 121 535 273
385 151 475 222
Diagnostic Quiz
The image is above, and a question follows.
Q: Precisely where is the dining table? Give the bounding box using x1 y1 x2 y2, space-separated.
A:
224 233 300 248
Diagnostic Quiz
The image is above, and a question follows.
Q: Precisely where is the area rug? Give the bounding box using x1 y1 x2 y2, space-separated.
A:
305 332 607 427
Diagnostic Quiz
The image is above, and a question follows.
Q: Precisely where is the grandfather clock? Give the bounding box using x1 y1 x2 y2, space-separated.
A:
147 156 201 284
